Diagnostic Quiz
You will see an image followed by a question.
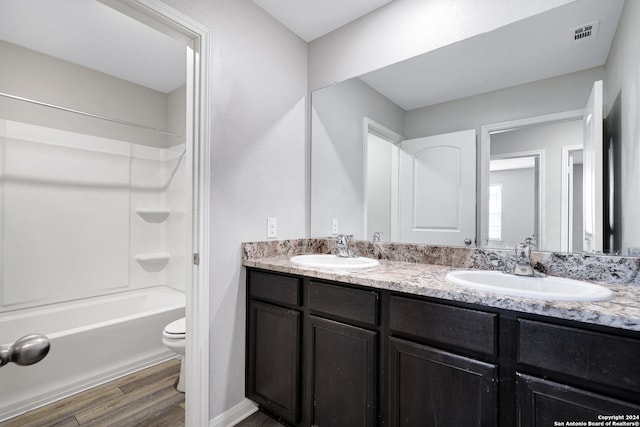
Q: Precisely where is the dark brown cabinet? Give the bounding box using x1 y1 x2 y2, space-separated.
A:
247 300 300 424
309 316 377 427
246 268 640 427
389 337 498 426
246 270 302 424
516 319 640 425
306 279 380 426
388 296 499 427
517 374 640 427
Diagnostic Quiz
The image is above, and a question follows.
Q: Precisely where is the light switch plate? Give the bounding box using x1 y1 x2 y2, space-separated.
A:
267 217 277 239
332 218 339 235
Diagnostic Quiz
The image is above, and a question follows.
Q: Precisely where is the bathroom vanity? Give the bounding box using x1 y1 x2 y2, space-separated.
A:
243 248 640 427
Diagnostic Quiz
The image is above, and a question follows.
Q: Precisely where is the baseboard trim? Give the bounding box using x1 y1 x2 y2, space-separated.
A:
209 398 258 427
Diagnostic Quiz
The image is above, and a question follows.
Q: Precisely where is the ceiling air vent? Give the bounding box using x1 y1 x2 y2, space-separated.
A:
571 21 599 44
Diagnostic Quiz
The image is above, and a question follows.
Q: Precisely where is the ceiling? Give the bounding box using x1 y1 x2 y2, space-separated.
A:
0 0 387 94
251 0 393 42
0 0 186 94
358 0 624 110
0 0 624 109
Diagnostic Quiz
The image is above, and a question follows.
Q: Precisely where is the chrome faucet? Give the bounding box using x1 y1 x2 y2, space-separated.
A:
335 234 357 258
512 237 536 277
372 231 382 243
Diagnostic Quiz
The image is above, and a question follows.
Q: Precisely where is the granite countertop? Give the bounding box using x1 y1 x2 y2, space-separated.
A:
243 255 640 332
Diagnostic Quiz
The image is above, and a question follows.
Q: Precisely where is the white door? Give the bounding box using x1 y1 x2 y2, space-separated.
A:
399 129 476 245
583 80 603 253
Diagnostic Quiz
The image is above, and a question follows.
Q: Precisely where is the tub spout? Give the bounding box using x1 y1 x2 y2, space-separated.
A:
0 334 50 368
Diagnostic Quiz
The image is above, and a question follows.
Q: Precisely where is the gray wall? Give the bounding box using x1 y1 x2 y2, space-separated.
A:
603 0 640 253
573 164 584 251
404 67 603 139
308 0 573 90
311 78 404 238
158 0 308 420
0 40 178 147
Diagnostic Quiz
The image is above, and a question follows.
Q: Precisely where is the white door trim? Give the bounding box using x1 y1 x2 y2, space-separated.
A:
560 144 583 252
490 150 546 248
582 80 604 253
479 109 584 248
104 1 211 426
362 118 404 241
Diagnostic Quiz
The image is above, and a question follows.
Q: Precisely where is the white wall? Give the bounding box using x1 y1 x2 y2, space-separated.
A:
157 0 308 419
308 0 574 90
166 86 189 292
0 43 189 309
603 0 640 253
130 143 188 291
404 67 603 139
0 120 187 312
311 78 404 239
0 122 130 310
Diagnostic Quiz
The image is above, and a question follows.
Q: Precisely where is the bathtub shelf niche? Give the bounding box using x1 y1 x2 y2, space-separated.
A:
135 208 170 223
135 252 171 272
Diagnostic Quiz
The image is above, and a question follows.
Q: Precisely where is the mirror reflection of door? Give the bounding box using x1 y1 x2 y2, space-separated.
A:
561 146 584 252
488 155 540 249
366 129 400 242
398 129 476 246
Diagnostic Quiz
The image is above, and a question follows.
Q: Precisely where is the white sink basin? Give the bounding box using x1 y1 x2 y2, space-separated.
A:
290 254 379 269
445 270 613 302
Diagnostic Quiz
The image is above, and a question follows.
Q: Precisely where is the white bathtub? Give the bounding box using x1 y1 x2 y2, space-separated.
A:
0 286 185 421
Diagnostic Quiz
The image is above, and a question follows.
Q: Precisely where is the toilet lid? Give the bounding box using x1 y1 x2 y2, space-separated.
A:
164 317 185 336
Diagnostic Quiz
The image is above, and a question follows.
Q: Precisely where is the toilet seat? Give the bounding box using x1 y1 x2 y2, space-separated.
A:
162 317 186 392
163 317 185 338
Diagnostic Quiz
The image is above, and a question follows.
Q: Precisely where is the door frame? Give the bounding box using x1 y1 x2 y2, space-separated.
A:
103 1 211 425
560 144 584 252
362 118 404 241
488 150 545 248
479 109 583 248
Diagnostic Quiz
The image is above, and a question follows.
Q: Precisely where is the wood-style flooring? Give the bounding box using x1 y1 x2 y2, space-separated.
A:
234 411 285 427
0 358 185 427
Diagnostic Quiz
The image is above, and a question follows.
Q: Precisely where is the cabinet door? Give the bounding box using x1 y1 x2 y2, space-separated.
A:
247 301 300 424
310 316 377 427
389 337 498 427
517 373 640 427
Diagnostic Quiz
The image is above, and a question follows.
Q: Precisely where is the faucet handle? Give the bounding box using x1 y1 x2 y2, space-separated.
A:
522 237 536 247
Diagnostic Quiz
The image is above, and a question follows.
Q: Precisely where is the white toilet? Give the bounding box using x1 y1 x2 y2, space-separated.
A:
162 317 186 392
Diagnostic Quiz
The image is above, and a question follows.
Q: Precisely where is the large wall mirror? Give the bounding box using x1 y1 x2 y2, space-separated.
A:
310 0 638 256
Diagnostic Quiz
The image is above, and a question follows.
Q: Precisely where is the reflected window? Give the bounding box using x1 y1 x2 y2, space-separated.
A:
488 184 502 241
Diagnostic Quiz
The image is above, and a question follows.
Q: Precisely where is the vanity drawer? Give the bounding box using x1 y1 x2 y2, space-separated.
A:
306 281 378 326
389 296 497 356
518 319 640 394
248 270 300 307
